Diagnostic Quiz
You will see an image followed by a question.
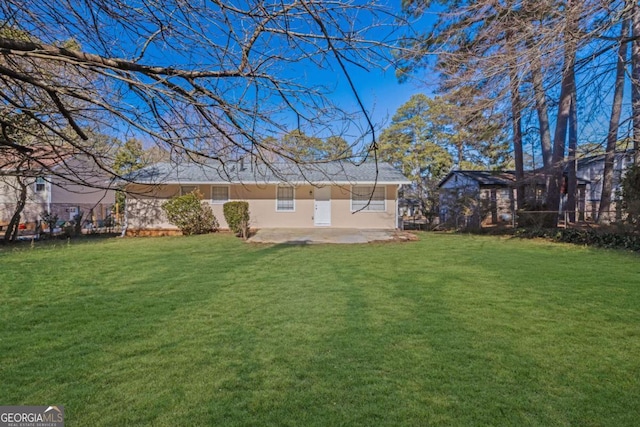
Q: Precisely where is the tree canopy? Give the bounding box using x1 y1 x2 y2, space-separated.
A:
278 131 352 162
114 139 145 176
379 94 452 183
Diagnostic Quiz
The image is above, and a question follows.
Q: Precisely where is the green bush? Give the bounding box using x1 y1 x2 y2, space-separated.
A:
621 164 640 230
514 227 640 252
223 201 250 239
161 191 219 235
40 211 59 238
517 209 556 229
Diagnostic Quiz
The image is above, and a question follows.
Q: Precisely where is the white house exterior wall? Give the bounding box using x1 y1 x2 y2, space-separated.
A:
576 154 633 219
0 176 47 224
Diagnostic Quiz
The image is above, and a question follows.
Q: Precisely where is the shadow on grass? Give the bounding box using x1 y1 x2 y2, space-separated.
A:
266 240 312 246
249 241 314 254
0 233 121 253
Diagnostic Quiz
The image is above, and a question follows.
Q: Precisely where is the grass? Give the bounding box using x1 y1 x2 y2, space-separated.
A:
0 233 639 426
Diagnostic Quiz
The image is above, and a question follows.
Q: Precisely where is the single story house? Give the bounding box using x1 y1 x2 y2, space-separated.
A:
398 197 422 218
438 170 588 228
123 159 410 234
0 150 115 229
438 171 523 228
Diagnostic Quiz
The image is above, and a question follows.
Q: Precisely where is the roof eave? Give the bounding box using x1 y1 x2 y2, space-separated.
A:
126 180 411 186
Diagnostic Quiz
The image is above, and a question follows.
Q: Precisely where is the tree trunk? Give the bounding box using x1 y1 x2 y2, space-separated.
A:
3 178 28 243
546 75 572 224
509 56 525 213
546 1 579 227
599 14 629 223
632 1 640 164
567 85 578 223
529 42 553 170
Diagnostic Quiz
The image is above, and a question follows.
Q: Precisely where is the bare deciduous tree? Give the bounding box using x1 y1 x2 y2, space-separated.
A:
632 1 640 164
599 7 630 224
0 0 395 177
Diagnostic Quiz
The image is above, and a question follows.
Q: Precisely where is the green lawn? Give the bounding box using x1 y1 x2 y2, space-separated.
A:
1 234 639 426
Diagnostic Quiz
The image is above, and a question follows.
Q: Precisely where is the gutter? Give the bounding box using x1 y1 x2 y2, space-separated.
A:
120 193 128 237
395 186 399 230
128 180 413 186
46 175 52 214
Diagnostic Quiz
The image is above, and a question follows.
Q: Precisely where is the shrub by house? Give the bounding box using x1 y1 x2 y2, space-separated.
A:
223 201 250 239
161 191 219 235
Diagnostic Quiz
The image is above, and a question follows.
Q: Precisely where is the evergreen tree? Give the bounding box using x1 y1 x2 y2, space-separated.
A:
378 94 453 221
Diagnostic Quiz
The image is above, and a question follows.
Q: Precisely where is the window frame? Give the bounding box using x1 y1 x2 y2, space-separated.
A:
180 185 198 196
34 177 46 192
276 185 295 212
211 185 230 204
351 185 386 212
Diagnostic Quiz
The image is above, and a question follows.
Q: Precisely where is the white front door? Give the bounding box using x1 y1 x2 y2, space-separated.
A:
314 187 331 226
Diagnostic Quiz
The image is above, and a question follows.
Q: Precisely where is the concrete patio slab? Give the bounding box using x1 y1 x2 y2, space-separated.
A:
248 228 415 244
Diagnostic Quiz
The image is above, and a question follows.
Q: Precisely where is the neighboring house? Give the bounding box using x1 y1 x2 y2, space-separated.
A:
123 160 410 234
398 196 422 218
439 168 597 228
0 152 115 228
438 171 525 228
576 150 635 220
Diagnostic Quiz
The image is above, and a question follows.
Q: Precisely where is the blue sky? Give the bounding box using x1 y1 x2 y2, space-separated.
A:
335 64 429 131
282 2 437 146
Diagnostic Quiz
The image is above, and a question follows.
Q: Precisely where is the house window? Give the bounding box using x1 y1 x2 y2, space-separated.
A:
67 206 78 221
440 207 448 223
351 186 385 211
211 186 229 204
276 186 295 211
35 177 46 192
180 185 198 196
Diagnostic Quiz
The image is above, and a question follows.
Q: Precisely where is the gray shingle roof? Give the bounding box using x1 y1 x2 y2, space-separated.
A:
576 150 635 168
439 169 590 188
438 170 517 187
126 160 410 185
